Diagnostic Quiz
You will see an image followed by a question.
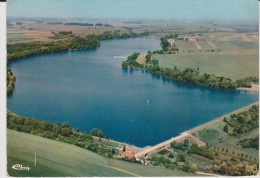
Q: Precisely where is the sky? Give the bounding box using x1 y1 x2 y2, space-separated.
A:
7 0 259 21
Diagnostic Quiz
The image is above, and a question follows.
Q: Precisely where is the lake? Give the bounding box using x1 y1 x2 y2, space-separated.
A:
7 37 259 147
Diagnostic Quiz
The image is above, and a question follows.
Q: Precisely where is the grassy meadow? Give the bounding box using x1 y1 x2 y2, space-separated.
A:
7 129 197 177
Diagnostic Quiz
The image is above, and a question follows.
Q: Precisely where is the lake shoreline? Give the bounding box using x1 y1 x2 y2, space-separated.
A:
7 35 258 93
237 84 259 92
187 101 259 134
126 65 259 93
97 101 259 152
7 36 259 147
7 101 259 153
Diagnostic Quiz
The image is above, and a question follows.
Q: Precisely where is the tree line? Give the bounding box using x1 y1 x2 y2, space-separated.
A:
64 22 94 26
8 30 149 62
122 51 258 89
7 35 100 62
7 112 114 157
7 30 150 98
150 66 238 88
238 137 259 150
97 30 149 40
7 67 16 95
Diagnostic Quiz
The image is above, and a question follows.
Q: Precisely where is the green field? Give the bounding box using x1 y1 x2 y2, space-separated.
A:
155 40 258 80
155 53 258 80
176 40 197 51
7 129 197 177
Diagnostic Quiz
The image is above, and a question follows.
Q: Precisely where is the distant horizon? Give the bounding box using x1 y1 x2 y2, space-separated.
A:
6 16 259 25
7 0 259 22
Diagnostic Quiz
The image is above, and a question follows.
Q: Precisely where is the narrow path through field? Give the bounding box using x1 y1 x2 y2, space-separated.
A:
207 41 217 48
196 171 221 176
193 41 202 49
108 166 141 177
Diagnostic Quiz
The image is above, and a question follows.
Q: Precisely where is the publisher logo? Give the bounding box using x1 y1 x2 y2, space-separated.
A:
12 164 31 171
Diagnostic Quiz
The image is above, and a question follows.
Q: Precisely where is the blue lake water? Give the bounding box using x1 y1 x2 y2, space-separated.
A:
7 37 259 147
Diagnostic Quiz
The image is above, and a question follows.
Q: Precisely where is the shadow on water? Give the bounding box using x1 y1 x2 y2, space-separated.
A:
122 67 140 75
9 48 99 65
7 91 14 98
150 73 161 80
121 67 128 73
129 68 134 74
121 67 245 95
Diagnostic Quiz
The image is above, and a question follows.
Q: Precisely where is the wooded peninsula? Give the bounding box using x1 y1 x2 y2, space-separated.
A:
122 35 258 90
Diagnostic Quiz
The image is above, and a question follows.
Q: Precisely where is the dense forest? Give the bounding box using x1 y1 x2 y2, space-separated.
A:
7 112 115 157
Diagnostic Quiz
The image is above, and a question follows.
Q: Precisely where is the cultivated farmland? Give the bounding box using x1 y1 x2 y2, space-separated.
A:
155 32 258 80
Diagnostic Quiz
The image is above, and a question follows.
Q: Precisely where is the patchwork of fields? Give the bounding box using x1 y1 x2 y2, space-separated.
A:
155 33 259 80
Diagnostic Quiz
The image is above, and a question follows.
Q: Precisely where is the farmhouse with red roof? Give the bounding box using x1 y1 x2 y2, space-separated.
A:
120 151 135 159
